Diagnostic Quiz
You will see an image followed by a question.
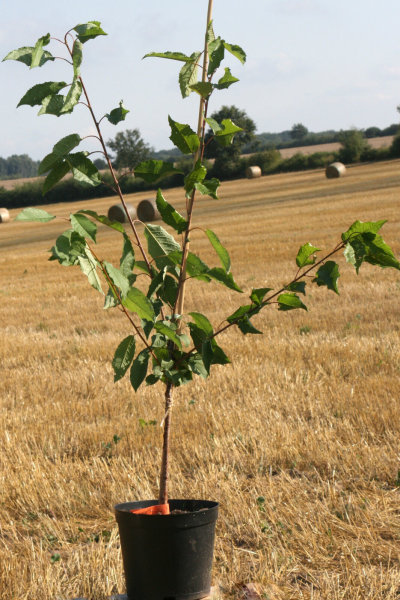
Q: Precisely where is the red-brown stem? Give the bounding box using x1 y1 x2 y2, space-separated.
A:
158 382 173 505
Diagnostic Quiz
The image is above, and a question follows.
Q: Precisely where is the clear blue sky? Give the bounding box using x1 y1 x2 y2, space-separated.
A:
1 0 399 160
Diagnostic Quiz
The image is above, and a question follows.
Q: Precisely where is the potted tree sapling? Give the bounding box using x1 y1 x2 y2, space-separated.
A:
4 2 400 599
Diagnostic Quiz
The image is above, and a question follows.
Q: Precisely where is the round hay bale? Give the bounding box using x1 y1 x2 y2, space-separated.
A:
0 208 10 223
246 165 262 179
325 162 346 179
137 198 160 222
107 203 136 224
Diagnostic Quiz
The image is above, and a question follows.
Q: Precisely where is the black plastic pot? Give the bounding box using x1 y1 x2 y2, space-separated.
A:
115 499 219 600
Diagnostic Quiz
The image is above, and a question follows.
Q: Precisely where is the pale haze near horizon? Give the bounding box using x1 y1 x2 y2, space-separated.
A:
1 0 399 161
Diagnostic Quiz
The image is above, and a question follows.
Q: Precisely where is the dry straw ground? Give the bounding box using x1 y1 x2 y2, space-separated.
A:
1 160 400 599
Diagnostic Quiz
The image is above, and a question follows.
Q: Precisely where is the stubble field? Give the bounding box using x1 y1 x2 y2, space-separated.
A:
1 160 400 599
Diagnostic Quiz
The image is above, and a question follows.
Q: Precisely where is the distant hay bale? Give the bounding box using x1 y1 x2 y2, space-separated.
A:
107 203 136 223
325 162 346 179
0 208 10 223
137 198 160 222
246 165 262 179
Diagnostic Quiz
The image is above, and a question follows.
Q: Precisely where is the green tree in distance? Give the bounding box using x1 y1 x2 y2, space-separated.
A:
338 129 368 164
291 122 308 141
204 105 256 159
107 128 153 171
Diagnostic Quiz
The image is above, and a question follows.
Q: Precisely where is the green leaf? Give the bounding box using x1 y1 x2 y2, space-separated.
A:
3 46 54 67
285 281 306 295
60 79 82 113
278 293 307 311
122 288 155 321
207 37 224 75
213 119 243 147
194 178 220 200
184 161 207 197
31 33 51 69
237 315 262 335
49 230 86 266
178 51 201 98
103 261 130 297
347 232 400 272
42 161 70 195
201 340 213 374
313 261 340 294
154 321 182 350
250 288 272 304
296 243 320 268
188 353 208 379
73 21 107 43
184 252 210 280
72 39 83 78
341 220 387 242
120 234 136 276
66 153 101 186
205 117 222 135
223 41 246 64
37 94 66 116
77 209 125 233
143 51 191 62
144 224 181 269
70 213 97 242
214 67 239 90
130 350 150 391
189 81 213 98
208 267 242 292
39 134 82 174
78 252 103 293
112 335 136 382
155 189 187 233
188 312 213 337
17 81 68 107
134 159 181 183
168 116 200 155
106 100 129 125
206 229 230 272
227 304 252 323
15 207 56 222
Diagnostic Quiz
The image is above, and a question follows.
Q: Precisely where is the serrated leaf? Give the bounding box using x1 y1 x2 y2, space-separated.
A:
130 350 150 391
120 234 135 276
39 134 82 174
122 288 155 321
214 119 243 147
66 152 101 186
15 207 56 222
189 81 213 98
31 33 51 69
278 293 307 311
143 51 191 62
313 261 340 294
103 261 130 297
72 39 83 78
3 46 54 67
205 229 230 272
134 159 181 183
78 253 103 293
296 243 320 268
184 252 210 280
77 209 125 233
144 224 181 269
188 353 208 379
112 335 136 382
106 100 129 125
227 304 252 323
208 267 242 292
73 21 107 43
168 116 200 154
223 41 246 64
178 51 201 98
207 37 224 75
49 230 86 266
70 213 97 242
205 117 222 135
354 232 400 271
237 315 262 335
154 321 182 350
37 94 66 116
60 79 82 113
42 161 70 194
155 189 187 233
214 67 239 90
341 220 387 242
285 281 306 295
250 288 273 304
17 81 68 107
184 161 207 198
188 312 213 337
206 20 216 46
194 178 220 199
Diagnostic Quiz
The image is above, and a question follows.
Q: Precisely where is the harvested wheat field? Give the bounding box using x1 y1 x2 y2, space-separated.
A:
1 160 400 599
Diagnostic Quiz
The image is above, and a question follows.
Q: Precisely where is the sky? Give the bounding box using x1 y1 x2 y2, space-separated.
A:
1 0 400 161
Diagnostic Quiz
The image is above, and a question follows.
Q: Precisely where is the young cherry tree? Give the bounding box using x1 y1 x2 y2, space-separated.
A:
4 8 400 510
